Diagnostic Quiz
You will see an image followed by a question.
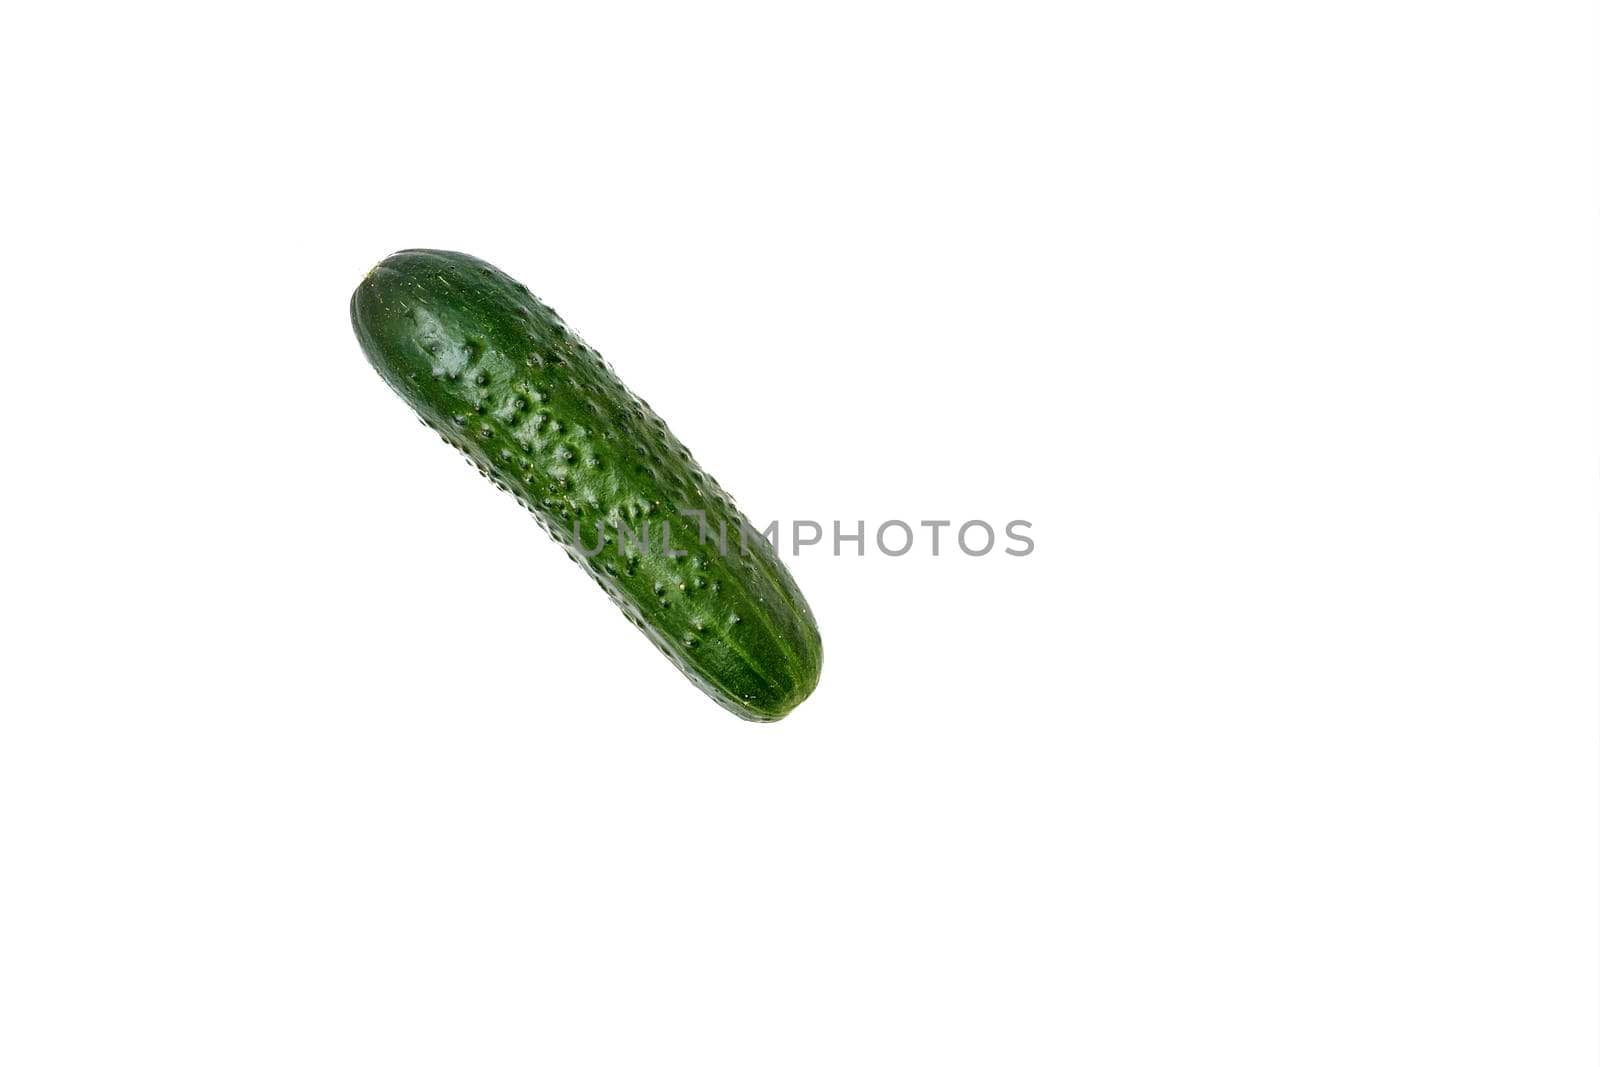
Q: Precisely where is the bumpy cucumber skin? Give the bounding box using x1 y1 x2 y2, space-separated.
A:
350 250 821 721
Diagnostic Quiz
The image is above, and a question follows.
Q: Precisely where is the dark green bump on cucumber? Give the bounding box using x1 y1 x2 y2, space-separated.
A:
350 249 822 721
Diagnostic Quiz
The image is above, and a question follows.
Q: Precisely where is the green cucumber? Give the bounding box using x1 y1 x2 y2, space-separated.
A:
350 249 821 722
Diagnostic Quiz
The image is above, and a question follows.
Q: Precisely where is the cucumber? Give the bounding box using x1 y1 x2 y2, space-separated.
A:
350 249 821 721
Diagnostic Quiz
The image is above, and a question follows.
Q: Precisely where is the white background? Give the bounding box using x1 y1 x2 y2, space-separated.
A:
1 3 1594 1064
